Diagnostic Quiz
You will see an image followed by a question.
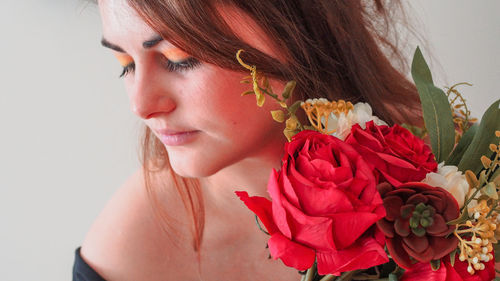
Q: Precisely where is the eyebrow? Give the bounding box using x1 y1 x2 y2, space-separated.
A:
100 35 164 52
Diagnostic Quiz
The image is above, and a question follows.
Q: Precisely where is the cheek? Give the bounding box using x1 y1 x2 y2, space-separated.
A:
184 66 285 143
192 68 260 124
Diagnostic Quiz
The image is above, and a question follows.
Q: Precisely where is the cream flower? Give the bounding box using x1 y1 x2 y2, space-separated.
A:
323 102 387 140
422 162 470 208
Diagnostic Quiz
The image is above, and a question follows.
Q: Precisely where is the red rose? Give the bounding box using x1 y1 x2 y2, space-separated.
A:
345 121 438 186
376 182 460 269
401 252 495 281
236 130 388 275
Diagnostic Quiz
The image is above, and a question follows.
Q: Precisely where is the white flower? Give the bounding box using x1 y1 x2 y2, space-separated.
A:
323 102 387 140
422 162 470 207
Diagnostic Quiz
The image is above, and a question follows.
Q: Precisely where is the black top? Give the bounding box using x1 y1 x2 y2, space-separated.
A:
73 247 106 281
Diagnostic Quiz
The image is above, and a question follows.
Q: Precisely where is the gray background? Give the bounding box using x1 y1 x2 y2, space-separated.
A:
0 1 498 280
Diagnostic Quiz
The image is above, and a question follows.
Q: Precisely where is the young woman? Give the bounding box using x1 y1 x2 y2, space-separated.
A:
73 0 422 280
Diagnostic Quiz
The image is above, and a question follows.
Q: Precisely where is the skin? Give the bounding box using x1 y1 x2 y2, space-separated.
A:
81 0 299 280
81 1 500 279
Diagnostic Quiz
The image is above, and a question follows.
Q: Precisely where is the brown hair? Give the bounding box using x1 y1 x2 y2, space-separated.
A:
127 0 422 252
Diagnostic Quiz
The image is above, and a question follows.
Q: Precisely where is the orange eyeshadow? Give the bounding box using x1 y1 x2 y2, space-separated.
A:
114 53 133 66
162 48 190 62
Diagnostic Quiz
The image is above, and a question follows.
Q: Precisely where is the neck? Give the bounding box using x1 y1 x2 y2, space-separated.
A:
200 139 285 212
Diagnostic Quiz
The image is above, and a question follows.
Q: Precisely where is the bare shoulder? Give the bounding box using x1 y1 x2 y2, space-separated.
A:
80 168 189 281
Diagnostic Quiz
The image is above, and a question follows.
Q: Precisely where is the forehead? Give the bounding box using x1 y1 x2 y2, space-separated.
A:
98 0 282 60
98 0 157 47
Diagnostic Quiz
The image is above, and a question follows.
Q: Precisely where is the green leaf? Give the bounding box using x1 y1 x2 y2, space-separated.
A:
401 123 427 139
430 259 441 271
494 242 500 261
483 182 498 199
411 47 455 163
458 99 500 174
446 124 478 166
388 273 399 281
492 168 500 185
447 209 470 225
449 249 457 267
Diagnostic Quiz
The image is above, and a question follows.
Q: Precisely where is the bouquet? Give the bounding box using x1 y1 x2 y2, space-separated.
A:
234 47 500 281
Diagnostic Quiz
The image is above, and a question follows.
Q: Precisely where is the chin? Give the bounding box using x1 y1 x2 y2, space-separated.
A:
168 154 224 179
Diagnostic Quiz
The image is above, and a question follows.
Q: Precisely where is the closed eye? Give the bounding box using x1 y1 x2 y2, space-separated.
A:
163 57 201 73
119 57 201 78
119 62 135 78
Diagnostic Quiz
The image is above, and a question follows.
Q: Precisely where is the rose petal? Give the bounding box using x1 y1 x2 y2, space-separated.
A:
347 125 385 152
279 197 336 251
400 261 447 281
296 154 323 179
267 170 293 239
316 236 388 275
444 250 496 281
376 152 418 169
268 232 316 271
443 261 463 281
330 212 383 249
289 166 354 216
235 191 278 234
281 172 300 209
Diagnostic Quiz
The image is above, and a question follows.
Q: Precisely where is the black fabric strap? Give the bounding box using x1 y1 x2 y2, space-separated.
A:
72 247 106 281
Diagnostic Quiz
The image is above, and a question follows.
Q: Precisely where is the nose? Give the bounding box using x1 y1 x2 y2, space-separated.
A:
127 65 176 119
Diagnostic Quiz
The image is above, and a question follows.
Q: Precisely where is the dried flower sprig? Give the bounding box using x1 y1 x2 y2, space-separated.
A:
300 99 354 135
445 82 478 143
454 200 496 274
450 131 500 275
461 131 500 212
236 49 304 141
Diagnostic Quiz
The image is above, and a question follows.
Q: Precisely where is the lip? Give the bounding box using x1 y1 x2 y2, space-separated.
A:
154 129 200 146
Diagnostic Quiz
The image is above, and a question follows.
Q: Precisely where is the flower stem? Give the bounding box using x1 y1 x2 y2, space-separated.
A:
304 263 317 281
259 86 280 101
254 215 269 235
485 203 498 218
318 275 336 281
337 270 361 281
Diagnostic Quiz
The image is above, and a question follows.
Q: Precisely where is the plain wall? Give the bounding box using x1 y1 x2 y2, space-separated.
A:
0 1 498 280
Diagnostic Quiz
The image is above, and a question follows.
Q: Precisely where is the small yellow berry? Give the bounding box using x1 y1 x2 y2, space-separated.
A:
467 265 474 274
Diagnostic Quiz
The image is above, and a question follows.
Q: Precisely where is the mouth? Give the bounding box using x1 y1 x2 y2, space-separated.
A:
154 129 200 146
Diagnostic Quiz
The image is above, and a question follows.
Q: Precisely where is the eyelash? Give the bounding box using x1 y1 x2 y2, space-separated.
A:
119 57 201 78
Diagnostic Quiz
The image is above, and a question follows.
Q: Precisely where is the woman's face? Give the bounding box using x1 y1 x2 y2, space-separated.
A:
98 0 286 177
